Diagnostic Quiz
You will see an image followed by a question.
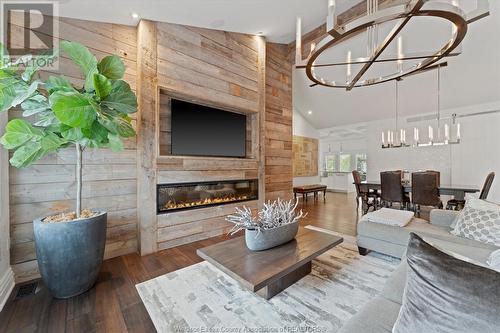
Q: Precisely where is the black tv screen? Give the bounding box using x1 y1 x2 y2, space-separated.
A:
171 99 247 157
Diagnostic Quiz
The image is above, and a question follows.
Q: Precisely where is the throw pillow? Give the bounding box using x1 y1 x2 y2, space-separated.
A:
393 233 500 333
451 198 500 246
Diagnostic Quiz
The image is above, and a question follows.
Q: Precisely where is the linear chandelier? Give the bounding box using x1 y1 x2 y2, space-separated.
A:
295 0 490 90
381 64 461 149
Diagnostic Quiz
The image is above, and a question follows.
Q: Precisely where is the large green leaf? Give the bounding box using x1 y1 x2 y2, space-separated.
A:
21 53 58 82
12 80 40 107
44 75 75 94
0 76 39 111
40 132 65 153
80 121 109 148
107 133 123 152
114 117 136 137
9 141 43 168
21 94 49 116
0 119 43 149
49 91 96 128
97 112 135 138
98 55 125 80
61 127 85 141
102 80 137 114
93 73 112 99
0 43 9 67
60 41 98 91
34 110 59 127
0 84 15 112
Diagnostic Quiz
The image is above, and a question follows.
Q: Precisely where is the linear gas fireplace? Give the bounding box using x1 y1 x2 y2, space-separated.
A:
157 179 258 214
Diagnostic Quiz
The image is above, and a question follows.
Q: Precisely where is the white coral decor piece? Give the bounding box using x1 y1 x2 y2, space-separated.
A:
226 198 306 236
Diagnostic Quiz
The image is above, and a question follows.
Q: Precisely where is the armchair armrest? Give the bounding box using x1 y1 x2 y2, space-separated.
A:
430 209 460 228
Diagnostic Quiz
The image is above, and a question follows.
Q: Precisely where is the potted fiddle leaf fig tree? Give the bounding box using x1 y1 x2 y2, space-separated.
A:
0 41 137 298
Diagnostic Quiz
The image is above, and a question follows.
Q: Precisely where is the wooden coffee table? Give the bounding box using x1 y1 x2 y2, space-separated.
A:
197 227 343 299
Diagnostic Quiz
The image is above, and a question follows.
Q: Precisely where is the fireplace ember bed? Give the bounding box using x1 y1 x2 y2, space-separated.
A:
157 179 258 214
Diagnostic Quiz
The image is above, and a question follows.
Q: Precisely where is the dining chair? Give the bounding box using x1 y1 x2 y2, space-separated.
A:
352 170 379 214
412 171 442 215
380 170 410 209
446 172 495 210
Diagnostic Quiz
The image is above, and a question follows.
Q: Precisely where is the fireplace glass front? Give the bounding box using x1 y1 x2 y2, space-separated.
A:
157 179 258 214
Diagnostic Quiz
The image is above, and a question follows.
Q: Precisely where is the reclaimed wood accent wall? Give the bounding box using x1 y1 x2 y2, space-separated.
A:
4 15 295 275
148 22 267 251
264 43 293 201
7 14 138 282
293 136 319 177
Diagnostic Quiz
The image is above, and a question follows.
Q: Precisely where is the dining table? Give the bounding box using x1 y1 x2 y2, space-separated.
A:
357 181 480 213
358 181 480 201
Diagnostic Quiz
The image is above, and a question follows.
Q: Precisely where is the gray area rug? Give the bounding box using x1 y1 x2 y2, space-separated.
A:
136 227 400 333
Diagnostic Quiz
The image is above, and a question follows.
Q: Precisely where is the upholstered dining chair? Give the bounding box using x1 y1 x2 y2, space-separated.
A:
352 170 379 214
446 172 495 210
411 171 442 216
380 170 410 209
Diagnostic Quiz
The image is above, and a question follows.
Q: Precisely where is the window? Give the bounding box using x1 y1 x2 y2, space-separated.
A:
339 154 351 172
355 154 367 173
355 153 367 180
325 155 336 172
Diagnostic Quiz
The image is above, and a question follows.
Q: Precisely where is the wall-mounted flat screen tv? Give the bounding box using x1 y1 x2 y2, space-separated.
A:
171 99 247 158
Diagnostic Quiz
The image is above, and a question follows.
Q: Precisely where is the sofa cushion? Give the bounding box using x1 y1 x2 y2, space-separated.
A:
337 296 400 333
393 233 500 333
358 216 498 255
357 217 449 246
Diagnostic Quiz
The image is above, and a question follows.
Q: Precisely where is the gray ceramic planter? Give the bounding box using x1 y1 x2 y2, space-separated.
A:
245 221 299 251
33 212 107 299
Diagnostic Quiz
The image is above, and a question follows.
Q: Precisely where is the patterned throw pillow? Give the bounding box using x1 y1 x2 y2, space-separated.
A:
451 198 500 246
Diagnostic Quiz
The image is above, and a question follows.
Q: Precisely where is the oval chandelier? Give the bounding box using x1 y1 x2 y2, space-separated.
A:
295 0 490 91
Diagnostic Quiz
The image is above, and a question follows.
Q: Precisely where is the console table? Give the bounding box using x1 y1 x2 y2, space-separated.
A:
293 184 327 202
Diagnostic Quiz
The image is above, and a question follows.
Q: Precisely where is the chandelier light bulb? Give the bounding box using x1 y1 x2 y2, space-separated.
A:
295 17 302 63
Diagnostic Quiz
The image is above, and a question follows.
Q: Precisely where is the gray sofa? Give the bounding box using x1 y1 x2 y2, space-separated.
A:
338 209 499 333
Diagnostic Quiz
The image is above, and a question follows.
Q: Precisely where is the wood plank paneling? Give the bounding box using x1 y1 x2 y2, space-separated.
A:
137 20 158 255
265 43 293 201
156 22 259 113
153 25 265 250
7 15 138 282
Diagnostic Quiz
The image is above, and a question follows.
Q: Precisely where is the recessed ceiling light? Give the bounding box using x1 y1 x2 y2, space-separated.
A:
307 110 313 115
131 13 139 19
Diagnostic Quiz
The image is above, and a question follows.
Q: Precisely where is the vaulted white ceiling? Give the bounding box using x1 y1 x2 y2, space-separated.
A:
294 1 500 129
58 0 359 43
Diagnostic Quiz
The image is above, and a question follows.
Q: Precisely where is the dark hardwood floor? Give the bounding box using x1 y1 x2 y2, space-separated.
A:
0 192 359 333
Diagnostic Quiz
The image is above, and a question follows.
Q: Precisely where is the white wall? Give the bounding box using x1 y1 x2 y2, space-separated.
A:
366 101 500 203
0 112 14 311
318 137 367 193
293 109 321 186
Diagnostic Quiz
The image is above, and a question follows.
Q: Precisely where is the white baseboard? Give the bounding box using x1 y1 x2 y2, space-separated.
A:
0 267 15 312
